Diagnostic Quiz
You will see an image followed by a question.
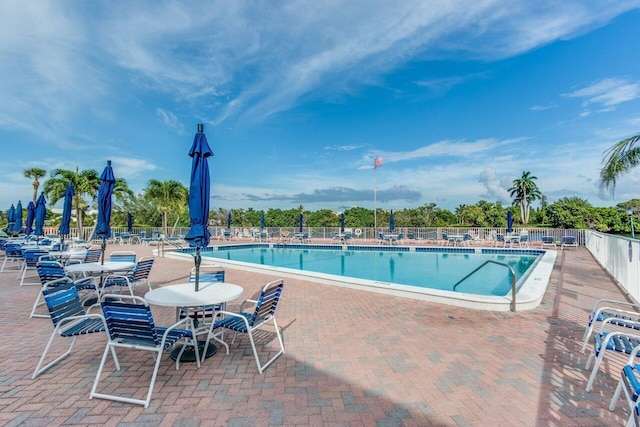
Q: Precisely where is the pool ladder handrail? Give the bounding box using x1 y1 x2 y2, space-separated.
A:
452 260 517 312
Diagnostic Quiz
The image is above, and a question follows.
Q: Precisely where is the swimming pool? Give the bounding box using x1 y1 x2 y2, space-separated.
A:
165 244 557 311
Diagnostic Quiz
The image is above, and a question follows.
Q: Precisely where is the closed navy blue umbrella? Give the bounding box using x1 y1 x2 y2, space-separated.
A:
34 194 46 238
260 211 265 229
507 211 513 233
389 210 395 231
95 160 115 264
25 201 35 235
59 184 74 242
184 124 213 292
299 213 303 232
340 212 345 233
15 201 23 235
226 212 231 229
6 204 15 234
126 212 133 233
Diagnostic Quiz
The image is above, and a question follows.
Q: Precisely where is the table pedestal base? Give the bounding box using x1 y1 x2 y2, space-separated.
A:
171 341 217 362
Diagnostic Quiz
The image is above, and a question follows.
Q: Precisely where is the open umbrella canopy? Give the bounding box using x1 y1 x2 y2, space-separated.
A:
6 204 15 234
507 211 514 233
260 211 265 229
389 210 395 231
95 161 115 241
299 213 304 232
340 212 345 233
185 124 213 249
15 201 23 234
126 212 133 233
59 184 74 238
25 201 35 235
34 194 46 237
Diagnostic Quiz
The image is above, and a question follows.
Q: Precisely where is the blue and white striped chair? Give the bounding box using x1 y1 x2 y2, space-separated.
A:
0 243 24 273
609 345 640 427
179 266 225 334
202 279 285 374
585 317 640 392
31 262 96 318
100 256 155 295
32 283 108 378
581 298 640 353
561 235 578 250
108 250 136 263
90 295 199 408
19 248 49 286
84 249 103 264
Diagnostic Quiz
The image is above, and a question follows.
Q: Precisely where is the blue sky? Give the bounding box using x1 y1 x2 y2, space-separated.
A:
1 1 640 213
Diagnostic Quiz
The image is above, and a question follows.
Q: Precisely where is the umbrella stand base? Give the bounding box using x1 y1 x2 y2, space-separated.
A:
171 341 217 362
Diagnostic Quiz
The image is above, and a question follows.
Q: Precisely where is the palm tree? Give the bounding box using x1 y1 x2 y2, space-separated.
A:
600 134 640 195
144 179 188 236
508 171 541 225
24 167 47 202
42 167 133 238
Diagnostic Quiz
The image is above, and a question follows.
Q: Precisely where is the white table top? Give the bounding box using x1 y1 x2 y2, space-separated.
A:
144 282 244 308
65 261 136 273
49 249 87 258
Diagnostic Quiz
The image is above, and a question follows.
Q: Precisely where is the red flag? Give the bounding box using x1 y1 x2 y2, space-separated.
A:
374 156 383 169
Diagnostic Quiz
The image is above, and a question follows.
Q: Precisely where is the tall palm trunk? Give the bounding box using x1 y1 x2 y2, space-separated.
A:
171 215 180 237
162 211 168 236
32 180 39 203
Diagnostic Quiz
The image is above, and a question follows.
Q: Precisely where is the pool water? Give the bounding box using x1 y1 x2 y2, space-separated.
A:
201 246 539 296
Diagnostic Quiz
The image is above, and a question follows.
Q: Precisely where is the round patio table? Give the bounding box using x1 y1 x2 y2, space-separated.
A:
144 282 244 362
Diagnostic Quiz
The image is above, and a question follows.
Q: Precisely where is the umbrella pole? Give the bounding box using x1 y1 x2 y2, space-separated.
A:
101 238 107 264
194 247 201 292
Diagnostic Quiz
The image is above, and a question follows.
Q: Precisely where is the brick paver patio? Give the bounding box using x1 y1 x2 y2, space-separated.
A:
0 244 633 426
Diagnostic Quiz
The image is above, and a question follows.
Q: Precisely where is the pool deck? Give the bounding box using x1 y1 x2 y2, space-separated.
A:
0 243 635 426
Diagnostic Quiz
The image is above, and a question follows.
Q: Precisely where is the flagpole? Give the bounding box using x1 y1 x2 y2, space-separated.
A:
373 167 377 235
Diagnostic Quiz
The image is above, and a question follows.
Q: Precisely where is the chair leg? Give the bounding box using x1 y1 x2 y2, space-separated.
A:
202 329 230 363
32 331 77 379
585 346 608 392
249 318 285 375
92 344 159 407
581 322 596 353
30 289 48 318
609 377 624 411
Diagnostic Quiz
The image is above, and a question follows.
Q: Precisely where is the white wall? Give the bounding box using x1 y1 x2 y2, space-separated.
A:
585 230 640 302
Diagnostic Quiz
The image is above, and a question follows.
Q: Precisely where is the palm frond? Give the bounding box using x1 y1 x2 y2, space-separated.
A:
600 134 640 195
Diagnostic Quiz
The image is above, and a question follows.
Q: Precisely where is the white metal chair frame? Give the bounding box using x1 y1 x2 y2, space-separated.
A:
32 283 109 378
202 279 285 374
581 298 640 353
585 317 640 392
609 344 640 427
90 295 200 408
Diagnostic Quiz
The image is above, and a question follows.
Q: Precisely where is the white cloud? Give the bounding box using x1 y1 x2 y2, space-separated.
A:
157 108 185 134
564 78 640 108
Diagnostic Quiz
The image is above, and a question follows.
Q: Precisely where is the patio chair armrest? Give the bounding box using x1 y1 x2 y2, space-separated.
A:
163 316 194 336
239 298 258 312
592 298 640 312
56 313 107 331
85 302 103 314
212 310 252 329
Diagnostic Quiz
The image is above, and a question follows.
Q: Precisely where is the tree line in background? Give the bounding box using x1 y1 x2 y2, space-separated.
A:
5 132 640 237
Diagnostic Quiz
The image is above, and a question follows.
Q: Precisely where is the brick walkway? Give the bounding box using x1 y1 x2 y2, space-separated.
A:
0 244 633 426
